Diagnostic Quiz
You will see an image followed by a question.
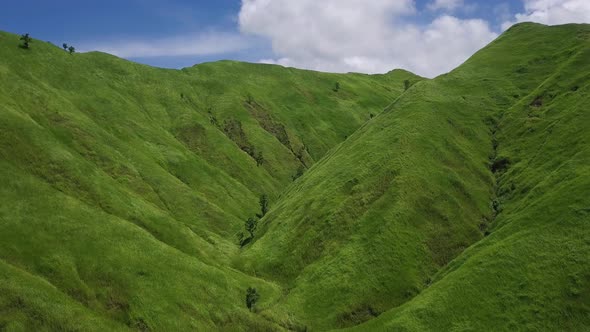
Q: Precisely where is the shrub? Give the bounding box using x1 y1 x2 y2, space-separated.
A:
333 82 341 92
19 33 32 49
246 287 260 311
62 43 68 51
530 96 543 107
491 156 511 173
208 111 219 127
68 46 75 55
258 194 269 218
245 217 258 239
254 151 264 166
404 80 411 91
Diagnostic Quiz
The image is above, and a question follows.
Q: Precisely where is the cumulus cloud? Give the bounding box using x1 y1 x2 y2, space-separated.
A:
503 0 590 30
239 0 496 77
79 31 252 58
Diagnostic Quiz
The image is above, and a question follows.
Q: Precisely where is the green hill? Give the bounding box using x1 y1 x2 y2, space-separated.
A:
0 30 418 331
345 23 590 332
0 22 588 331
238 22 590 330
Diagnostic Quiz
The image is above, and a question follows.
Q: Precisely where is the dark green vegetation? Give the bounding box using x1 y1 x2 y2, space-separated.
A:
246 287 260 312
0 22 588 331
18 33 31 49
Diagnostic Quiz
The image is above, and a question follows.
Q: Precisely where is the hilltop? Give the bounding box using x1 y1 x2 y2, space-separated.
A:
0 22 589 331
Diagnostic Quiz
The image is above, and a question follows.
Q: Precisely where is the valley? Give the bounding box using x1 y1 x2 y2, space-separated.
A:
0 22 588 331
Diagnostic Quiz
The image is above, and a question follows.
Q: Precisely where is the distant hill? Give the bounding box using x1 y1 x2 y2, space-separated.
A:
0 23 588 331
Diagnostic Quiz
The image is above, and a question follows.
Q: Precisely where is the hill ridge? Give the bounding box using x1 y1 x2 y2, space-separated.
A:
238 22 590 330
0 23 589 331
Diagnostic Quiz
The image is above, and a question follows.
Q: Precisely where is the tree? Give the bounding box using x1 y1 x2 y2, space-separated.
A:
245 217 257 239
68 46 76 55
62 43 68 51
246 287 260 311
258 194 269 218
19 33 32 49
404 79 411 91
333 82 340 92
254 151 264 166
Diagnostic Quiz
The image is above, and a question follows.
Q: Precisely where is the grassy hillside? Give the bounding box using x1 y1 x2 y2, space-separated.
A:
0 23 589 331
347 22 590 331
237 23 590 330
0 31 417 331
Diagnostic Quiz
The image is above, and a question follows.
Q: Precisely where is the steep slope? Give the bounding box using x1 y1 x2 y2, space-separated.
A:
1 23 588 332
348 22 590 332
239 23 590 330
0 31 417 331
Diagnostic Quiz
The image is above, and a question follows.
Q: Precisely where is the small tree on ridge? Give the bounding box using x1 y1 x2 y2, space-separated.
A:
19 33 32 49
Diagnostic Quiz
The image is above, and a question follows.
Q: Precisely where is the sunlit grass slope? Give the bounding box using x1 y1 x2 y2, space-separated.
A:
348 22 590 332
239 23 590 330
0 30 417 331
0 22 589 332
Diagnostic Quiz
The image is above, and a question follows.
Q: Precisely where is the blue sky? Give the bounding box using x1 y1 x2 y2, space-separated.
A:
1 0 588 77
0 0 262 67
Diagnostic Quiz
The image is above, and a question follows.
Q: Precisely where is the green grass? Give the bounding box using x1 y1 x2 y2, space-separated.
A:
239 23 590 330
0 23 589 331
341 23 590 331
0 30 417 331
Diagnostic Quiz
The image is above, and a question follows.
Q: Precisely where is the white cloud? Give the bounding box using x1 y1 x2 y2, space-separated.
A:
503 0 590 30
239 0 497 77
79 31 252 58
427 0 464 12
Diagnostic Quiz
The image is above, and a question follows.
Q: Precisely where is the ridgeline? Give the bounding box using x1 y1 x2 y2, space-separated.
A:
0 23 588 331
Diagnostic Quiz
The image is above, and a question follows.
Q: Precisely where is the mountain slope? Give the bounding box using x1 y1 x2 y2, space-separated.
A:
0 23 589 332
238 23 590 330
0 30 417 331
348 22 590 332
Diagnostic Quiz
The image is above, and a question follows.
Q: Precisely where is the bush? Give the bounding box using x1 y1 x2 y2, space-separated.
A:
68 46 76 55
258 194 269 218
333 82 341 92
19 33 32 49
246 287 260 311
245 217 258 239
208 111 219 127
404 80 411 91
254 151 264 166
491 156 511 173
